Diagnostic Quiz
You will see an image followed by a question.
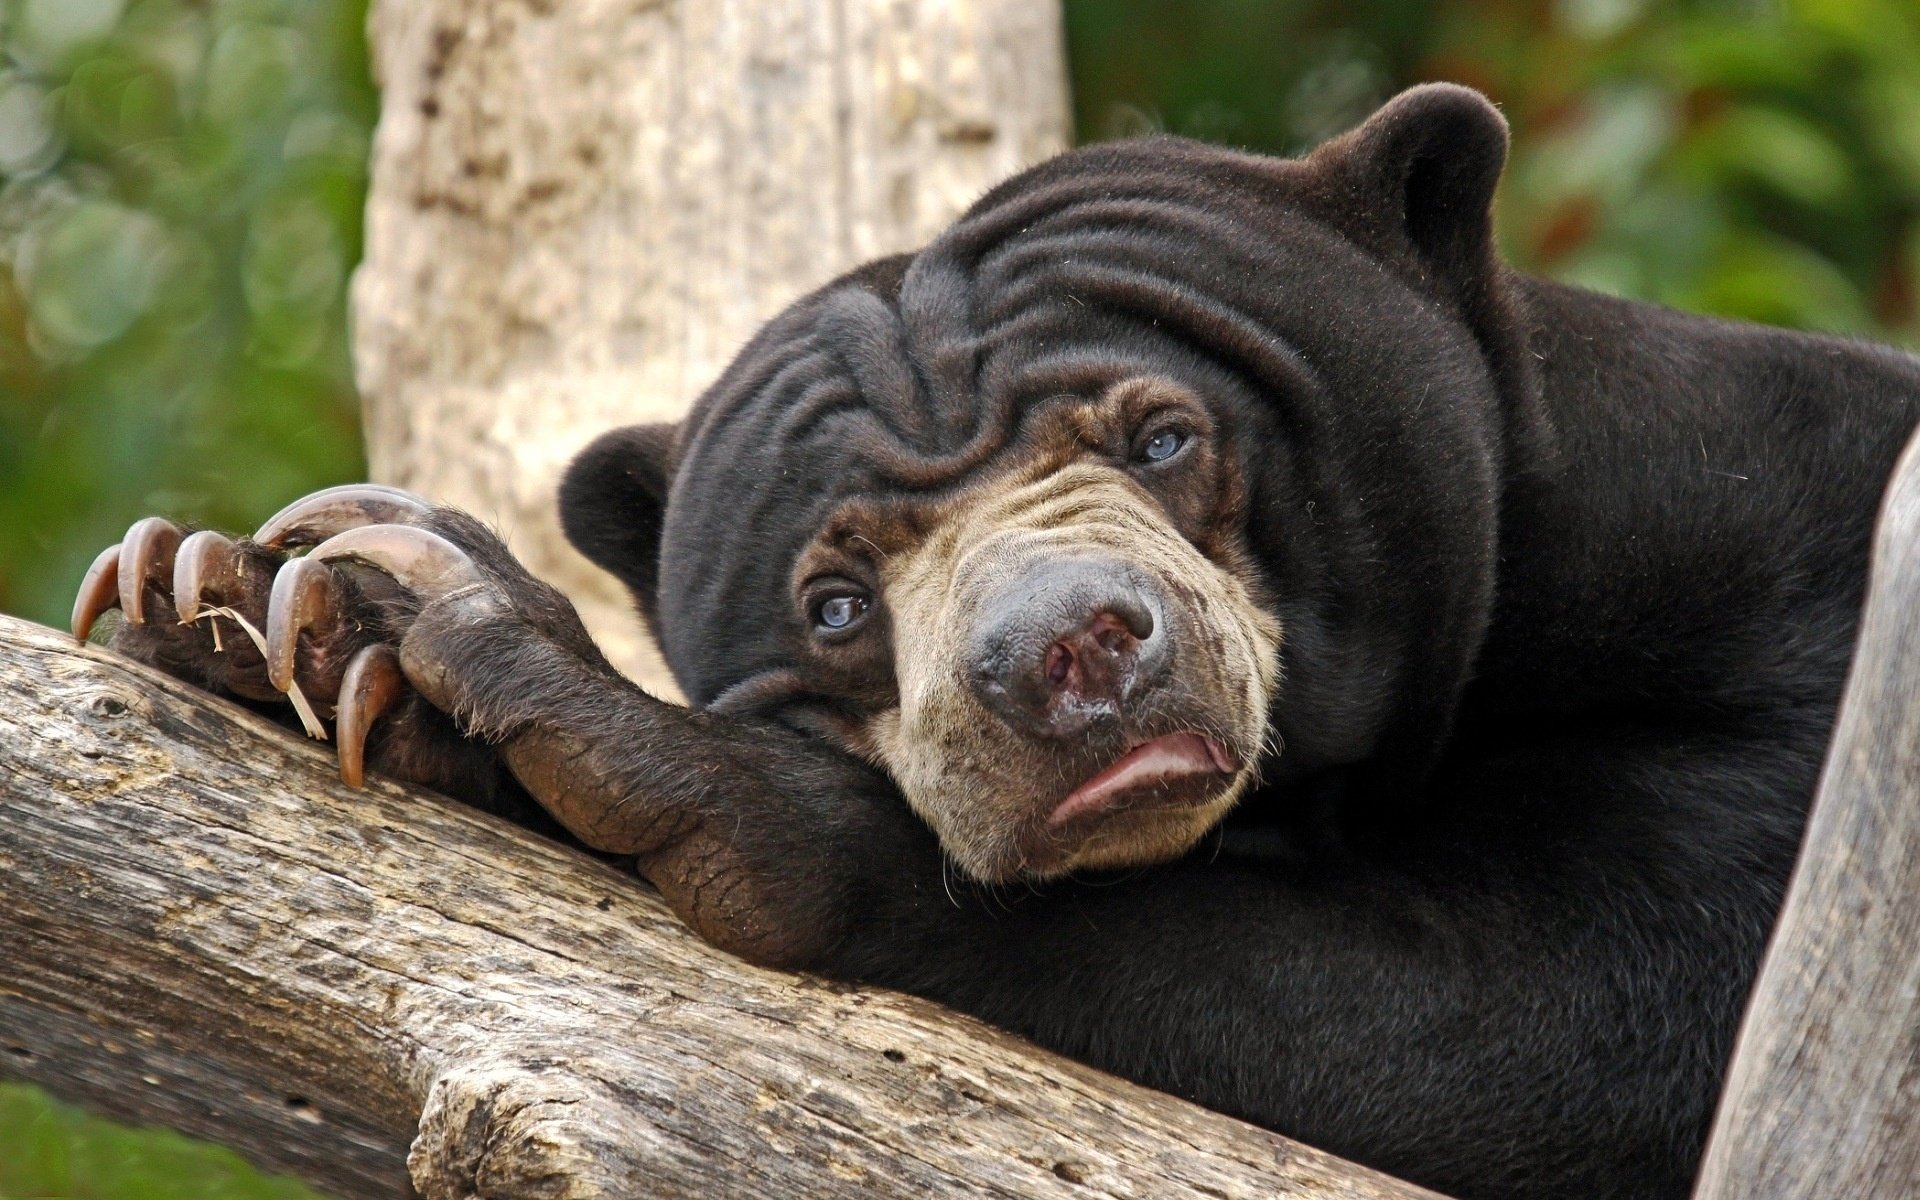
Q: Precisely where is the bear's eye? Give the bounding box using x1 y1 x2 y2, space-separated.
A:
1137 428 1187 464
813 592 871 632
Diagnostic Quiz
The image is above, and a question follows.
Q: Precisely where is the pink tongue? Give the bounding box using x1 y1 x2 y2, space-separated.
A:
1050 732 1231 826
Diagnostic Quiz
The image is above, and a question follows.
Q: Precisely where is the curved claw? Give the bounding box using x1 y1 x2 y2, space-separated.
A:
72 544 123 642
265 556 338 694
255 483 433 549
336 643 406 788
117 517 185 625
309 524 483 597
173 530 247 624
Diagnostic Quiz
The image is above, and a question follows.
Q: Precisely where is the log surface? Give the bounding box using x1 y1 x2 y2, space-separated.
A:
1691 432 1920 1199
0 614 1437 1200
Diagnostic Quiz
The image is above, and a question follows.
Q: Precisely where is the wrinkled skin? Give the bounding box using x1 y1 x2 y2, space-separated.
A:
77 85 1920 1200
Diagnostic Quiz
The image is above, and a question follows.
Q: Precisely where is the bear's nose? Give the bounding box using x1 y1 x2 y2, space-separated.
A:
1042 608 1153 704
967 558 1168 739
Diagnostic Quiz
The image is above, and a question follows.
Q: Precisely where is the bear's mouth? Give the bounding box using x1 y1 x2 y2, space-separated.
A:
1049 731 1239 827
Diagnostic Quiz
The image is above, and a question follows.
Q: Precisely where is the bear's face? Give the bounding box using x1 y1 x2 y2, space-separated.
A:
793 376 1282 880
562 85 1535 881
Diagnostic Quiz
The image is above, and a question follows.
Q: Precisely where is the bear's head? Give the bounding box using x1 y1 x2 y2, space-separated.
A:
560 84 1547 882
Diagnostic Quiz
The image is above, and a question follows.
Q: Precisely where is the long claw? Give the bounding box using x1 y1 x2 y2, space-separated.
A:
256 484 432 549
72 544 123 642
309 524 483 596
336 643 405 788
173 530 246 624
117 518 185 625
265 556 337 694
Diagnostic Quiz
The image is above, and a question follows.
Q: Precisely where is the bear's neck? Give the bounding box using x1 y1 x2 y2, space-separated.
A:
1464 276 1920 737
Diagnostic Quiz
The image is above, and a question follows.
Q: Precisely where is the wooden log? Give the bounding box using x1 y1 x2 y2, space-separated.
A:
1692 429 1920 1198
351 0 1070 697
0 613 1439 1200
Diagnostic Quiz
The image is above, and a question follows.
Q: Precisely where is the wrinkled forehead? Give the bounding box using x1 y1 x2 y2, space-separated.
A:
654 142 1325 704
653 287 1169 704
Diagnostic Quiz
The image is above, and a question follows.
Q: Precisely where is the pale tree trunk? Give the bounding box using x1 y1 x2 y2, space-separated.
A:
1690 431 1920 1199
351 0 1070 696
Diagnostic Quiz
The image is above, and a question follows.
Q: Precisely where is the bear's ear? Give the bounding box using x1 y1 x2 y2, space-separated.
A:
559 422 679 625
1305 83 1509 292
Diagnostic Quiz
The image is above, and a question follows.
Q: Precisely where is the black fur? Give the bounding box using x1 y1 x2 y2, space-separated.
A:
554 85 1920 1198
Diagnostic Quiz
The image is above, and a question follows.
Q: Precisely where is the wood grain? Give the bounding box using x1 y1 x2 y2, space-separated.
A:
1691 430 1920 1198
0 614 1440 1200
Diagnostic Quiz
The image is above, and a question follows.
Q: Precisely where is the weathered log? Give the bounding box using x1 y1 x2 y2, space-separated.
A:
1691 430 1920 1198
0 613 1438 1200
351 0 1070 696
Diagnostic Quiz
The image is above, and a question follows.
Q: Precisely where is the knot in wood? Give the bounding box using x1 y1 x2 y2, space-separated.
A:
84 690 134 721
410 1059 640 1200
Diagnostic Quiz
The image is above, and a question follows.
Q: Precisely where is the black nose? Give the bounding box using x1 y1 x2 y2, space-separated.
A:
967 557 1169 738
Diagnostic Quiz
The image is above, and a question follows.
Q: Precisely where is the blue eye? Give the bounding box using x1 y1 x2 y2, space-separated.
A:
815 593 870 631
1139 429 1187 463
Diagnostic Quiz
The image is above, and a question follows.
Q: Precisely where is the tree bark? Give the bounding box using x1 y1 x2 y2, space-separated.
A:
351 0 1070 697
1690 429 1920 1199
0 613 1441 1200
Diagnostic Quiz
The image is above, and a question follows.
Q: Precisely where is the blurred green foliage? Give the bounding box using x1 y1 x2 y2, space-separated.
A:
2 0 1919 1194
0 0 371 633
1067 0 1920 339
0 1084 320 1200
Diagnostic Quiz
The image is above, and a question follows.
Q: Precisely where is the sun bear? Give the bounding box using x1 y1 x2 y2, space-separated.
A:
73 84 1920 1198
